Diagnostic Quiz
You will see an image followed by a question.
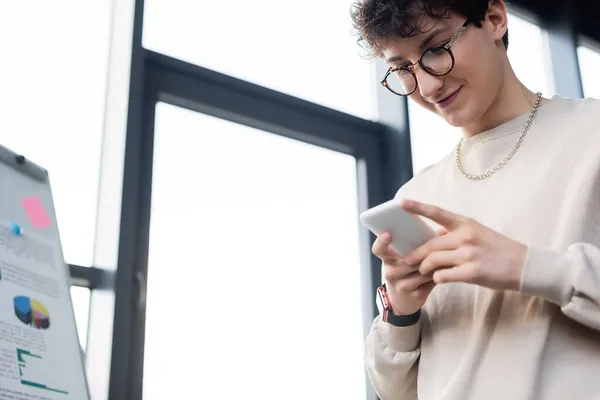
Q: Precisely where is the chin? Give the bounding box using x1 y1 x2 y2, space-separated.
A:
438 95 484 128
439 108 472 128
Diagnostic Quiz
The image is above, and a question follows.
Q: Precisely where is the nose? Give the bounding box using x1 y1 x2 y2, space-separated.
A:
414 66 444 100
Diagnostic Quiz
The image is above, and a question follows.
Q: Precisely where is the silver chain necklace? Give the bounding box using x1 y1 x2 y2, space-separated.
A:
456 92 542 181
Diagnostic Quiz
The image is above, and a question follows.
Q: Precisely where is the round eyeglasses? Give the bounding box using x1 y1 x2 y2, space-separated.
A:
381 20 469 96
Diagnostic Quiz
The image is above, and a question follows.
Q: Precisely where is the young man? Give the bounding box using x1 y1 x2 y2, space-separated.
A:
351 1 600 399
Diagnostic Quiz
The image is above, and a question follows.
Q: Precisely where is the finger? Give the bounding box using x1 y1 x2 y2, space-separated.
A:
433 263 475 284
372 232 392 258
418 249 466 275
382 263 419 282
404 232 463 266
437 227 449 236
397 272 434 292
401 199 465 230
372 233 401 261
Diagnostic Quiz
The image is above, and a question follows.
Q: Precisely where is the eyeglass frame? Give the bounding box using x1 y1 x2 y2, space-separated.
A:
380 20 470 96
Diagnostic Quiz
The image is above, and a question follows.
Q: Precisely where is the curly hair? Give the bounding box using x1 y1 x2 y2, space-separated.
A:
350 0 509 58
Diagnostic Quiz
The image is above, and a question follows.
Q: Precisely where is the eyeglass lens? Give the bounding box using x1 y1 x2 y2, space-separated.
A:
385 47 454 95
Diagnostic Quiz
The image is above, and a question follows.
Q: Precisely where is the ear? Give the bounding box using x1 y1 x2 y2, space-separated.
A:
486 0 508 45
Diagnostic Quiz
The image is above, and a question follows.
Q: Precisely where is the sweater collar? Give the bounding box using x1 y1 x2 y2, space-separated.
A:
459 95 560 155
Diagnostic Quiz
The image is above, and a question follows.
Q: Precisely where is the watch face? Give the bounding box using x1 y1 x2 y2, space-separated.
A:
376 286 391 317
376 289 384 315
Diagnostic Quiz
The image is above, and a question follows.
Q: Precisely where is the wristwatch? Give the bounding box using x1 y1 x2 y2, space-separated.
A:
376 284 421 327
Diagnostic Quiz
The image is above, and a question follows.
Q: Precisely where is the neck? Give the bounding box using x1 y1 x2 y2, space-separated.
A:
461 62 548 139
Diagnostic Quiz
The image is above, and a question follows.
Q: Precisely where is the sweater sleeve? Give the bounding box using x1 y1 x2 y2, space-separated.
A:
520 243 600 331
364 315 422 400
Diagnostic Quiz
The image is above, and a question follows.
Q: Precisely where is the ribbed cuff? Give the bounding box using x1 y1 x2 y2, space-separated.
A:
519 246 572 306
377 316 422 352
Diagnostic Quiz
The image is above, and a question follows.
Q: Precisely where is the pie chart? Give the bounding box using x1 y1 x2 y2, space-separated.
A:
13 296 50 330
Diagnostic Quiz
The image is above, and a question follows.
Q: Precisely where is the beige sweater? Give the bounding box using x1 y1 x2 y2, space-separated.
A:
365 95 600 400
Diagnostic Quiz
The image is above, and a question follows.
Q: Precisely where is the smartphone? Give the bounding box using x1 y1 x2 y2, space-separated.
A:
360 198 436 256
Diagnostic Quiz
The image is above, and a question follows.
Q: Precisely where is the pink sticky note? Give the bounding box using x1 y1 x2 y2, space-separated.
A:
21 196 52 229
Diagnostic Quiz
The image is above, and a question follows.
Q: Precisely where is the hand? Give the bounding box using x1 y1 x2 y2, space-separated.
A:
372 231 445 315
401 199 527 291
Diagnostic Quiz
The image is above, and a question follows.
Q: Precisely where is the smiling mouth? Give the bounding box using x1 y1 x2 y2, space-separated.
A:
435 86 462 108
437 88 460 103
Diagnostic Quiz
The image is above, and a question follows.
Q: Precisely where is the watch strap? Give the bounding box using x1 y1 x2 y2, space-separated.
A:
377 284 421 327
386 308 421 327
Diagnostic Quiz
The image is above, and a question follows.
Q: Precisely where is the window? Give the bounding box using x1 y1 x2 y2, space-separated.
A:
407 102 462 175
142 0 378 120
506 13 553 98
407 13 553 174
70 286 91 352
577 44 600 98
142 103 367 399
0 2 113 267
